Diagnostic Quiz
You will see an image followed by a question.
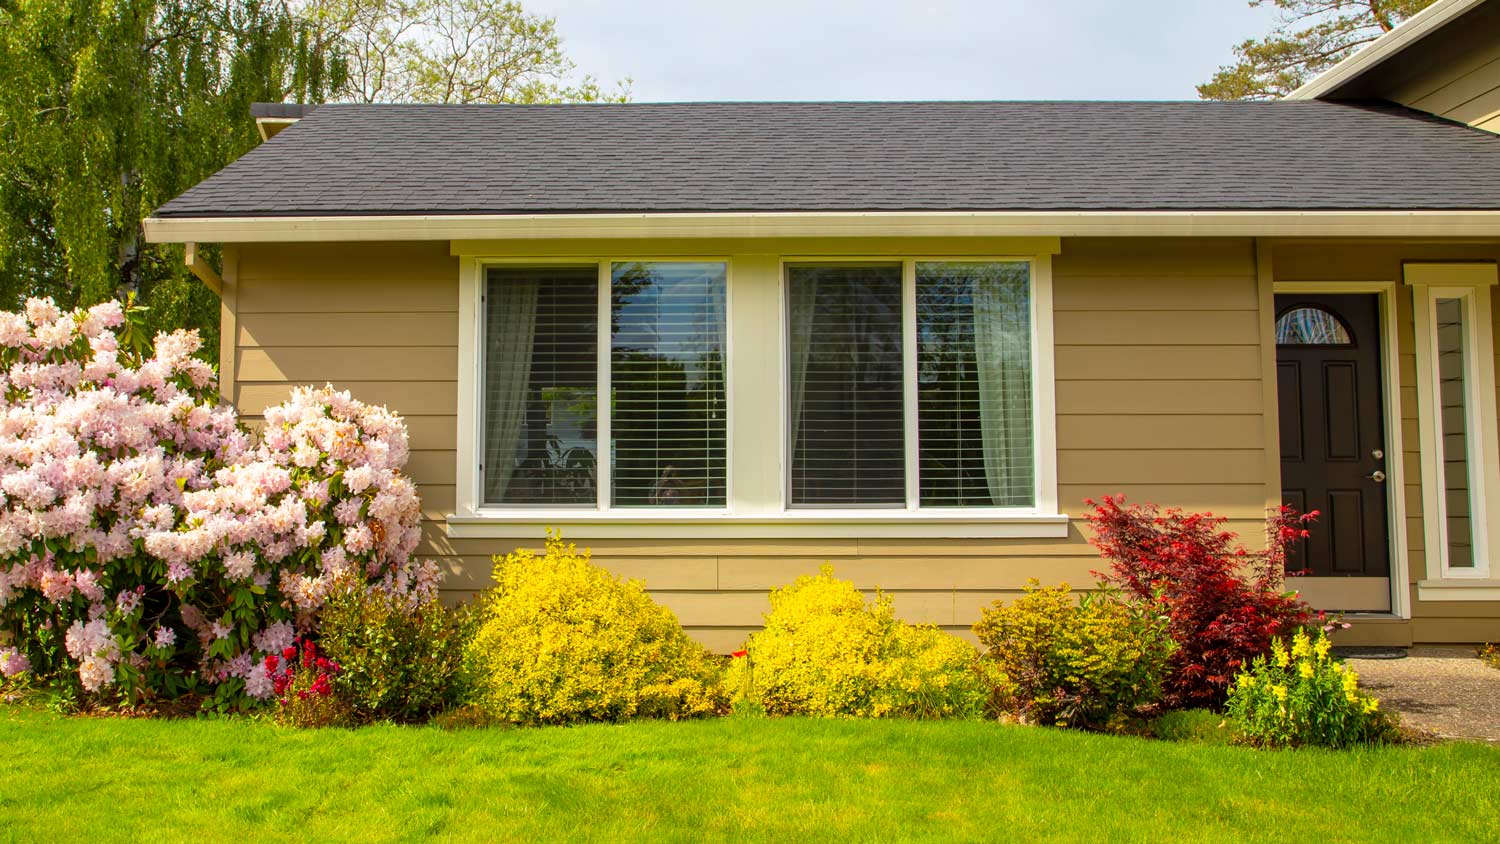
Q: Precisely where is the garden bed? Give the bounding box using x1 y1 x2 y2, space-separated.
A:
1 706 1495 844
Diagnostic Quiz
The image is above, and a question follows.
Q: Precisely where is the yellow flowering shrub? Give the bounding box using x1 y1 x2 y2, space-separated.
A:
1226 629 1397 748
729 567 1005 719
973 581 1176 729
464 533 728 725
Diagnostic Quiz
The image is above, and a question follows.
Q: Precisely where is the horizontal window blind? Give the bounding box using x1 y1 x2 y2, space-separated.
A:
787 264 905 506
610 262 727 507
483 266 599 506
917 262 1033 507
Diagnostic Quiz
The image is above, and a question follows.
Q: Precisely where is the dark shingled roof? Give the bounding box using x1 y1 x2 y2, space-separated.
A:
154 100 1500 218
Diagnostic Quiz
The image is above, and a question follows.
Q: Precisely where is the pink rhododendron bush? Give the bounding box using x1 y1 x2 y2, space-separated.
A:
0 298 438 711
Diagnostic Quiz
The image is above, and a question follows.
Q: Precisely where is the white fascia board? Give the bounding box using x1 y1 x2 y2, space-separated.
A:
143 210 1500 244
1286 0 1489 100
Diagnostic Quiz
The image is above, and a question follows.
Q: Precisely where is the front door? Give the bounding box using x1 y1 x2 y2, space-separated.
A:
1275 293 1391 611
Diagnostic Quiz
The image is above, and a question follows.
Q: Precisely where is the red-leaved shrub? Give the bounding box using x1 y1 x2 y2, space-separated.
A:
1086 496 1315 710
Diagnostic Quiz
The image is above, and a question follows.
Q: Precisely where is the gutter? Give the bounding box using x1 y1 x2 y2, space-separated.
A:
142 210 1500 244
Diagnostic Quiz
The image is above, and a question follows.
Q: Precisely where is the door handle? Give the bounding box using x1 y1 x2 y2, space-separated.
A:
1368 470 1387 483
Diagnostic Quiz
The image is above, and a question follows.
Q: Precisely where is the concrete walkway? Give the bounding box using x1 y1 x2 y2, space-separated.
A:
1344 647 1500 743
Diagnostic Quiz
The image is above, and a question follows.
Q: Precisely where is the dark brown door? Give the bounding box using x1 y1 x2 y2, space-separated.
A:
1275 293 1390 578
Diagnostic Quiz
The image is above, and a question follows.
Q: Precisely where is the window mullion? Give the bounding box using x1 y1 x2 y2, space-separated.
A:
596 261 612 512
902 259 919 511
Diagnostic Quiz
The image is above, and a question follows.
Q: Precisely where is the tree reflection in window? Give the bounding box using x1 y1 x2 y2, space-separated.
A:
1276 307 1353 346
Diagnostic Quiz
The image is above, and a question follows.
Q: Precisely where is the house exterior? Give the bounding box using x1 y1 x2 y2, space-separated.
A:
147 2 1500 649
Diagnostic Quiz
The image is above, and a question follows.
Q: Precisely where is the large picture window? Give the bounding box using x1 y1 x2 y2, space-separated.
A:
787 264 905 506
785 260 1035 510
463 251 1055 535
917 261 1033 507
610 262 727 507
481 262 727 508
483 266 599 506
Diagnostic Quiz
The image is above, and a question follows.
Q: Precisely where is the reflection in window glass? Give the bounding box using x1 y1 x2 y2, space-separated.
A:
610 262 727 507
1436 297 1475 569
917 262 1033 507
1276 306 1352 345
787 264 906 506
484 267 599 505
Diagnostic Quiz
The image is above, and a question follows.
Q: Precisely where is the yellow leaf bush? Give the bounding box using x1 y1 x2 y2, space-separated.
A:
464 533 728 724
730 566 1005 719
973 581 1176 729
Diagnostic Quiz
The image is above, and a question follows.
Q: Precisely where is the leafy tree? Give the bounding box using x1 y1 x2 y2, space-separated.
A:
0 0 624 363
0 0 344 362
302 0 630 103
1200 0 1437 100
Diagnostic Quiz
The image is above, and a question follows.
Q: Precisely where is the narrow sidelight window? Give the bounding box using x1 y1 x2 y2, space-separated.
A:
483 266 599 505
610 261 728 507
787 264 906 506
916 262 1033 507
1435 297 1476 569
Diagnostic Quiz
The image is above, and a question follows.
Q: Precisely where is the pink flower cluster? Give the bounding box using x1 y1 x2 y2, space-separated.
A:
0 299 440 705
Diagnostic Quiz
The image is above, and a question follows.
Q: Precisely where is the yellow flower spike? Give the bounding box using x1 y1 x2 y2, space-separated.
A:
1314 637 1332 660
1273 684 1287 702
1291 632 1311 659
1364 698 1379 713
1299 661 1315 679
1275 649 1290 668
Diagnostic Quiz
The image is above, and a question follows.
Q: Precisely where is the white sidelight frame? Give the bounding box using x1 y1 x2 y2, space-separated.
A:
1272 281 1410 619
1407 263 1500 600
449 249 1065 539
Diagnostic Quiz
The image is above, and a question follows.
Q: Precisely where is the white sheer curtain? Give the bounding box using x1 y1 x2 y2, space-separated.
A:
787 277 818 451
483 277 539 503
972 267 1033 506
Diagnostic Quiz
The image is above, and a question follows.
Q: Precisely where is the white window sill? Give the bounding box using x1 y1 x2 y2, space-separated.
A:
1416 578 1500 602
444 510 1072 539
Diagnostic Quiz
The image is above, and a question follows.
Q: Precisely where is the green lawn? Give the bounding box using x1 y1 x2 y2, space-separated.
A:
0 707 1495 844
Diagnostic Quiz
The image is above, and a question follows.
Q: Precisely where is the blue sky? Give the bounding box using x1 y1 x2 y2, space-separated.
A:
528 0 1280 102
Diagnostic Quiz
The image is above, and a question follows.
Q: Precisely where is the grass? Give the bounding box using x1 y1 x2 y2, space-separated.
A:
0 706 1496 844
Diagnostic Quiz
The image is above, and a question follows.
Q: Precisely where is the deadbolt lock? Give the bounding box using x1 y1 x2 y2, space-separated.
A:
1371 449 1384 460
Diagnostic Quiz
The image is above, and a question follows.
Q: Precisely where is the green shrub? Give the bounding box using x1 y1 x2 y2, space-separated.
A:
1226 628 1397 748
973 581 1176 729
464 533 728 725
317 587 476 724
731 566 1005 719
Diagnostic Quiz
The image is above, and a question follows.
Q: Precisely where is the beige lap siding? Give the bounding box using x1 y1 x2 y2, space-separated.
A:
225 238 1269 651
1383 25 1500 133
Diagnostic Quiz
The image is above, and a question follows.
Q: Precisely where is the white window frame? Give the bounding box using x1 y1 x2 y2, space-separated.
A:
449 251 1064 539
1407 263 1500 599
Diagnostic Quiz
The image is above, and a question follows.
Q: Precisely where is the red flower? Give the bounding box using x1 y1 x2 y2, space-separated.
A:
264 654 279 673
282 646 297 660
731 650 748 658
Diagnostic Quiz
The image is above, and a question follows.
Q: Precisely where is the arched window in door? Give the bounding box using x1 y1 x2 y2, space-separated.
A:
1276 306 1353 346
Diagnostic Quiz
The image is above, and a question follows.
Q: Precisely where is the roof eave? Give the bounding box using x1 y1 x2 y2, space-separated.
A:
142 209 1500 243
